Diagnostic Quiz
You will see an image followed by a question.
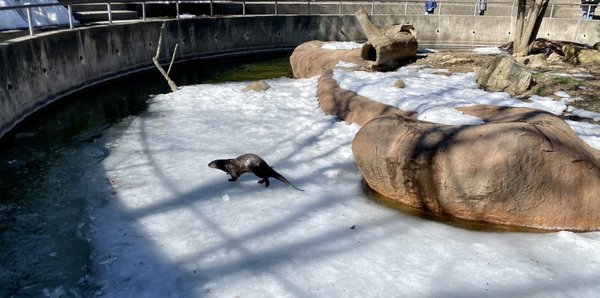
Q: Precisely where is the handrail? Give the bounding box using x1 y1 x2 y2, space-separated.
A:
0 0 596 37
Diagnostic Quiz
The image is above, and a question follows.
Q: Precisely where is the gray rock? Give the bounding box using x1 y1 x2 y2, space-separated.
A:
393 80 406 88
242 80 271 92
476 54 533 96
516 53 547 68
563 44 600 65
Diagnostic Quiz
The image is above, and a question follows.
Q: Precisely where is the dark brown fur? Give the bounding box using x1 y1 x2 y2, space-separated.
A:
208 153 304 191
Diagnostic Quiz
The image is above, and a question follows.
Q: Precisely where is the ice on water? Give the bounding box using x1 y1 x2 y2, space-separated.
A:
87 58 600 297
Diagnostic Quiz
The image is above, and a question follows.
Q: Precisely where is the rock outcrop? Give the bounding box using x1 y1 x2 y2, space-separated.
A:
476 54 534 96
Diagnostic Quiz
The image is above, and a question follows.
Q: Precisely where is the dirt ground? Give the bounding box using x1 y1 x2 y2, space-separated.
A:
411 49 600 117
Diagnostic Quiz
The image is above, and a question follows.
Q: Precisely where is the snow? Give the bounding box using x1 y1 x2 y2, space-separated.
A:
473 47 502 55
335 61 359 68
88 64 600 297
333 66 600 150
321 41 363 50
417 106 485 125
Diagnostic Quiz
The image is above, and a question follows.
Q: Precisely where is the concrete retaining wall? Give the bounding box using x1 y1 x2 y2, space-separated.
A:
0 15 598 138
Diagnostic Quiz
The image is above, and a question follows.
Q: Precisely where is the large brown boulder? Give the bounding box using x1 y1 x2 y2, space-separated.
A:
289 40 366 79
476 54 534 96
352 105 600 231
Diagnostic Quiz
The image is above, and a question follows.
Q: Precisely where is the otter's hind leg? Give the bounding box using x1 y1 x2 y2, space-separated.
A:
258 178 270 187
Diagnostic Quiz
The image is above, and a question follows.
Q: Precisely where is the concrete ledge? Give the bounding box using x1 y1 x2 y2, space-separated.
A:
1 15 598 138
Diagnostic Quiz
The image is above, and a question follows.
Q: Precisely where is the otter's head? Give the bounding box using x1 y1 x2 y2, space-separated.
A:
208 159 229 172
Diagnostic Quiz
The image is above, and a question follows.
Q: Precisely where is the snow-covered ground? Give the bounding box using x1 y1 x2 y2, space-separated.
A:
87 51 600 297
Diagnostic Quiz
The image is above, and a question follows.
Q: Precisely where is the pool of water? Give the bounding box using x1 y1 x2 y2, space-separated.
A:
0 52 293 297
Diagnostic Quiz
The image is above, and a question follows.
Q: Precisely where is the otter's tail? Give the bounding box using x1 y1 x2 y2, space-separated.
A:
272 171 304 191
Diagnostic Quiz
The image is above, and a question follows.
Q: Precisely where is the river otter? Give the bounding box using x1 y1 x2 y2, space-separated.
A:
208 153 304 191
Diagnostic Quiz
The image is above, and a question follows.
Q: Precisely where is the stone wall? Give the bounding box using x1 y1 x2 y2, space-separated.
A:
1 15 598 138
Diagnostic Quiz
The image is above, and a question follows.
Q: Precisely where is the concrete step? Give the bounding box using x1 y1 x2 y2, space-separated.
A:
74 10 139 23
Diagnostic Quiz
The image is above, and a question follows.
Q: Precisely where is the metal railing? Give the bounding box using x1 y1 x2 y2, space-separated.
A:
0 0 596 37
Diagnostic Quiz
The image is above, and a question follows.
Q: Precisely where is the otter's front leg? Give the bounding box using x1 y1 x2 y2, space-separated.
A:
228 173 238 182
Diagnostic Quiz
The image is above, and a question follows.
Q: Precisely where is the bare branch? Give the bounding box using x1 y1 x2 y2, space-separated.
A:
167 43 179 76
153 22 178 92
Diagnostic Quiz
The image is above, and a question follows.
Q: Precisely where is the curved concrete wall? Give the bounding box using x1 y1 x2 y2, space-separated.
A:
0 15 598 138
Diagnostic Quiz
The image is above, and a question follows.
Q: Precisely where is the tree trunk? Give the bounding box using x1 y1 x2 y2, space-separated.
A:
513 0 550 56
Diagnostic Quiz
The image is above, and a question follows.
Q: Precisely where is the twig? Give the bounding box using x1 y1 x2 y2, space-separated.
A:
167 43 178 76
152 22 178 92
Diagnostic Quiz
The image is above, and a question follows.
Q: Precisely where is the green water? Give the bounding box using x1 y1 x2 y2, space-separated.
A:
0 53 293 297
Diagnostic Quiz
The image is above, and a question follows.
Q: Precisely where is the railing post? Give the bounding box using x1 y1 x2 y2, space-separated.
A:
176 0 180 19
243 0 246 16
107 2 112 24
438 2 441 15
275 0 278 15
307 0 310 15
371 0 374 15
26 7 34 36
68 4 74 29
587 6 592 19
142 2 146 21
339 0 342 15
210 0 213 16
404 1 408 15
549 3 554 19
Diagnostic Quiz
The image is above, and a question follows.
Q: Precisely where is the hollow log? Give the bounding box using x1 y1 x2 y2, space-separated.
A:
355 9 418 71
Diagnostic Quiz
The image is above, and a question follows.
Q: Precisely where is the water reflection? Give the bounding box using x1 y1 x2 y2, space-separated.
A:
362 180 551 233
